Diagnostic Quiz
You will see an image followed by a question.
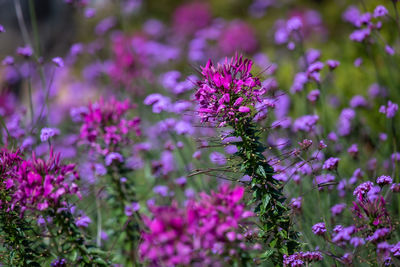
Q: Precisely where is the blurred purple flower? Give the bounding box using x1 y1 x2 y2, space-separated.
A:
40 127 60 142
210 151 227 165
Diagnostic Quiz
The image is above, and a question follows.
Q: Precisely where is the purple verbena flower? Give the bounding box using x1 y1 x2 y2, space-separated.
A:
374 5 388 18
376 175 393 186
40 128 60 142
312 222 326 235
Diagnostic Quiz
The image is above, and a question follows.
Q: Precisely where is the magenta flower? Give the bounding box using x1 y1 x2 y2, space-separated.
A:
172 2 211 36
194 54 264 125
139 185 254 266
218 21 259 55
79 97 141 152
6 148 80 215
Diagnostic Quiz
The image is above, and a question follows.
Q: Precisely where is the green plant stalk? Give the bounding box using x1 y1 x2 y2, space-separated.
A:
110 167 142 266
28 0 41 56
50 209 109 266
229 117 300 265
0 191 46 266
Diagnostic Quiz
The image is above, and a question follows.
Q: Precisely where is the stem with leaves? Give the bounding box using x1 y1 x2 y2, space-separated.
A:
229 117 300 265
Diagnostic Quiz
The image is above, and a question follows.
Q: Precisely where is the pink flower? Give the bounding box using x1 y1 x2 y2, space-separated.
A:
195 54 264 125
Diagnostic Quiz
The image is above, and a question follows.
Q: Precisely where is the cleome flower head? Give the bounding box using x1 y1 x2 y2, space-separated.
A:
4 148 81 215
139 185 255 266
78 97 141 153
195 54 265 126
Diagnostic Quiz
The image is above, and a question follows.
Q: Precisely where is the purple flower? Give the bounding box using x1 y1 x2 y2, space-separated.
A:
366 228 390 243
350 237 365 247
286 16 303 32
315 174 335 190
337 108 355 136
391 242 400 257
292 115 319 132
326 59 340 70
153 185 169 197
0 24 5 33
218 21 259 55
374 5 388 18
391 183 400 192
95 17 116 35
210 151 227 165
2 56 14 66
380 101 398 118
105 152 123 166
376 175 393 186
385 45 395 55
323 157 340 170
172 2 211 36
347 144 358 157
353 181 374 199
51 258 67 267
350 95 367 108
16 46 33 58
354 57 363 67
144 94 171 113
331 203 346 216
343 6 361 26
125 202 140 216
291 197 302 210
290 72 308 93
312 222 326 235
84 7 96 18
332 226 356 244
75 214 92 227
52 57 64 68
175 121 194 135
40 127 60 142
350 28 370 42
307 90 320 103
174 176 187 186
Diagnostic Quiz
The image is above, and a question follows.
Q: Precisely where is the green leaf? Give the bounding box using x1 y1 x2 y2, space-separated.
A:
269 238 278 248
260 249 274 260
257 165 266 178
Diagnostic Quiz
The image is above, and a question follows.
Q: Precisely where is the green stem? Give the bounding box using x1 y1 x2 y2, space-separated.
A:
28 0 41 56
229 118 300 265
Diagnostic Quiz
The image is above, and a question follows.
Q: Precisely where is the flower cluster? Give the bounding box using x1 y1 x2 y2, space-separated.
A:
195 54 265 126
283 251 323 267
78 97 141 154
5 148 81 215
139 185 255 266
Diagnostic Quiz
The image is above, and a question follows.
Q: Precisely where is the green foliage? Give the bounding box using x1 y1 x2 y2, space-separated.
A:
230 117 300 266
